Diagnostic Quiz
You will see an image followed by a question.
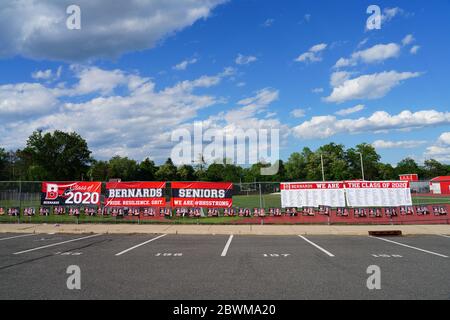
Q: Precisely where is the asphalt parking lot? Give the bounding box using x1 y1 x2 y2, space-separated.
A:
0 232 449 300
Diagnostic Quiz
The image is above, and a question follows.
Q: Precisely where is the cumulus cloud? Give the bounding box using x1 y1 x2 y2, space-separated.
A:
235 54 257 65
334 43 401 68
293 109 450 140
324 71 421 103
425 132 450 162
0 83 58 118
0 66 236 161
372 140 427 149
0 0 226 61
295 43 327 63
335 104 365 116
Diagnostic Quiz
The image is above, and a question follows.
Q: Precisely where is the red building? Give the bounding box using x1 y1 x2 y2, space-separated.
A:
430 176 450 195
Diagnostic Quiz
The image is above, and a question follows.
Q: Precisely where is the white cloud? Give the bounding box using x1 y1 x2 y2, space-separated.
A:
310 43 327 52
410 45 420 55
330 71 352 87
381 7 404 23
334 43 401 68
312 88 324 94
295 43 327 63
425 132 450 162
325 71 421 103
402 34 415 46
293 109 450 140
335 104 365 116
437 132 450 145
290 109 306 118
372 140 427 149
0 66 235 161
32 69 53 80
235 54 257 65
68 66 130 96
0 0 226 61
0 83 58 117
173 58 198 71
31 66 63 81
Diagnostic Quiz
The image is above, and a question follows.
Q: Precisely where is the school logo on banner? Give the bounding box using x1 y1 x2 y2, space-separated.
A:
41 182 102 206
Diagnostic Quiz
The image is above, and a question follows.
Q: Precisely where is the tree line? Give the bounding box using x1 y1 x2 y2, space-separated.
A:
0 130 449 182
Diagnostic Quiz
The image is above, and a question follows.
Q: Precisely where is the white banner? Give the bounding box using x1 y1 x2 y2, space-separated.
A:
345 181 412 207
280 182 346 208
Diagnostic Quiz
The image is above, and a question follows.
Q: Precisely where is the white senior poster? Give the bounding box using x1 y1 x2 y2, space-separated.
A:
345 181 412 207
280 182 346 208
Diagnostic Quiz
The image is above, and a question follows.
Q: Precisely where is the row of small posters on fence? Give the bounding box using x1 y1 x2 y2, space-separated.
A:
280 181 412 208
41 182 233 208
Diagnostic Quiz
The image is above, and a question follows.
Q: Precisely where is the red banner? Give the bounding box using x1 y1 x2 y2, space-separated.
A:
171 182 233 208
41 182 101 206
105 182 166 207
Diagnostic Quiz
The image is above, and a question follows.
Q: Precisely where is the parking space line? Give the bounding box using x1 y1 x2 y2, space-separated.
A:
438 234 450 239
13 234 102 255
221 235 234 257
298 235 335 257
0 234 36 241
115 234 167 256
369 236 449 258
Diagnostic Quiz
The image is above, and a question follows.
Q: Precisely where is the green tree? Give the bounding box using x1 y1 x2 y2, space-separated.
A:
346 143 381 180
423 159 448 178
285 152 307 181
156 158 178 181
377 163 396 180
318 143 348 180
177 164 195 181
108 156 138 181
395 158 422 177
137 158 157 181
222 163 243 182
19 130 92 180
205 163 225 181
0 148 7 180
89 160 110 181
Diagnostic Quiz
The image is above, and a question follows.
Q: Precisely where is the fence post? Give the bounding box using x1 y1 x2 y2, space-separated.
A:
259 183 263 209
18 180 22 224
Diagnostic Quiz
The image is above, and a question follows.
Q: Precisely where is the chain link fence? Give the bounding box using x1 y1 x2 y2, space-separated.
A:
0 180 448 224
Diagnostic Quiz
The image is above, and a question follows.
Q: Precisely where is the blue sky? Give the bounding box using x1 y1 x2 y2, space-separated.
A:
0 0 449 165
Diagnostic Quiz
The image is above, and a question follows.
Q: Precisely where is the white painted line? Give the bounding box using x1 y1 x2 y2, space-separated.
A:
298 235 335 257
115 234 167 256
370 236 448 258
13 234 101 255
0 234 36 241
221 235 234 257
438 234 450 239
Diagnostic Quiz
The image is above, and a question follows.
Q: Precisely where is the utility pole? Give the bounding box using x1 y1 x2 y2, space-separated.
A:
320 154 325 182
357 152 365 181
